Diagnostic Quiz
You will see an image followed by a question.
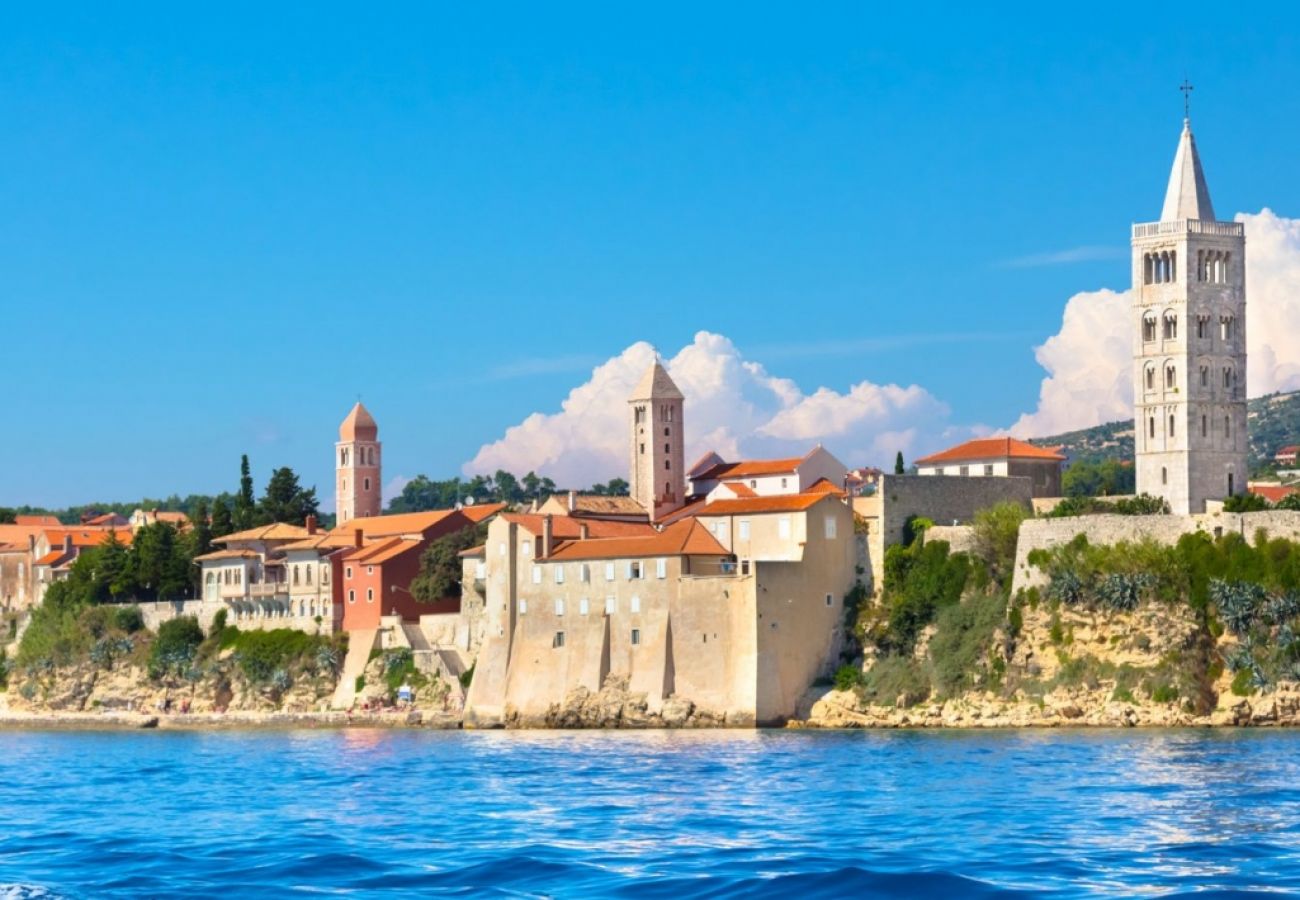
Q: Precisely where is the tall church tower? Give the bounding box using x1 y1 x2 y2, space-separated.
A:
1132 112 1246 514
336 402 381 523
629 360 685 521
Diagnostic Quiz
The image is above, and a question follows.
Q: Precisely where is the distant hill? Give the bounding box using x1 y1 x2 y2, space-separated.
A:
1031 389 1300 473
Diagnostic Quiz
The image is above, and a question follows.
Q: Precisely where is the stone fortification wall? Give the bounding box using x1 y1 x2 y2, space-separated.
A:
924 525 977 555
856 475 1033 594
1011 510 1300 595
136 599 333 636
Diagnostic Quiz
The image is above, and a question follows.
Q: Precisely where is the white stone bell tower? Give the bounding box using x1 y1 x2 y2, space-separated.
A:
336 402 381 523
628 360 685 521
1132 97 1246 514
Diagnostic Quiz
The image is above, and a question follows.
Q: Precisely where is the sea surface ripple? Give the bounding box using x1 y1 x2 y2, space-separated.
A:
0 728 1298 897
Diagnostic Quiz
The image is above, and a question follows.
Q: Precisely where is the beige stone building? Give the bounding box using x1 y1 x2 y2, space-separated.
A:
914 437 1065 498
1132 114 1247 513
463 362 863 726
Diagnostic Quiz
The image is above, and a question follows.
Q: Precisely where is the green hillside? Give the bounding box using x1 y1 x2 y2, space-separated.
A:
1031 389 1300 474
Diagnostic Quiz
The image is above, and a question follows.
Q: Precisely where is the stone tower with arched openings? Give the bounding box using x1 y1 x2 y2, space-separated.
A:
1132 114 1246 514
336 402 382 524
628 359 685 521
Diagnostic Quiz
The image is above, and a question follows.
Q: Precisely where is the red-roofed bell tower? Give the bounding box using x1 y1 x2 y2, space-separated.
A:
337 402 381 523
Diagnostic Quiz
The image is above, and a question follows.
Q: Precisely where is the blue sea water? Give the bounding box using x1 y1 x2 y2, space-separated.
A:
0 729 1298 898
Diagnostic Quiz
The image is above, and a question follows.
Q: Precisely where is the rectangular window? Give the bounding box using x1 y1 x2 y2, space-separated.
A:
345 566 353 579
555 598 565 616
627 561 642 580
475 561 486 579
605 596 616 615
579 597 590 616
630 595 641 614
631 628 641 646
1202 415 1208 438
348 589 355 604
738 520 750 540
499 542 507 556
520 598 528 614
826 593 834 607
656 558 667 579
824 516 837 540
553 564 565 584
984 464 994 476
741 559 751 576
778 517 791 539
604 562 615 582
959 465 970 476
580 563 591 583
367 566 374 576
553 631 565 648
532 565 542 585
366 588 373 602
521 542 530 557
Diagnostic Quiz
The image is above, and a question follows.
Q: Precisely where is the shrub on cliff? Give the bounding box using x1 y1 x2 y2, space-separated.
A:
971 502 1027 586
149 616 204 679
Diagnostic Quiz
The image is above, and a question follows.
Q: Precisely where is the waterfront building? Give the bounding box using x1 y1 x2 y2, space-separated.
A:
463 362 861 726
1132 112 1247 514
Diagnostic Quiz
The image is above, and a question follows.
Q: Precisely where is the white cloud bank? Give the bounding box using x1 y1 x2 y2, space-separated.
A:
466 210 1300 484
465 332 971 486
1010 209 1300 437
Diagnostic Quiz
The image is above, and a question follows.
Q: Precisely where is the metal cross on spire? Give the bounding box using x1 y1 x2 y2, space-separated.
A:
1179 78 1194 119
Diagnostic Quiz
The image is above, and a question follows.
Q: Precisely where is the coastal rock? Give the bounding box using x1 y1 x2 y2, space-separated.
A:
661 696 694 727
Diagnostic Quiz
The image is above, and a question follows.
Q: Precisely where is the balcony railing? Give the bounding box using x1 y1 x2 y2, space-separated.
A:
249 582 288 598
1132 220 1244 239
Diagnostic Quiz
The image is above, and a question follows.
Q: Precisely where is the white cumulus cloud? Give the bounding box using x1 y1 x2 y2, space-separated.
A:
464 331 963 486
1010 209 1300 437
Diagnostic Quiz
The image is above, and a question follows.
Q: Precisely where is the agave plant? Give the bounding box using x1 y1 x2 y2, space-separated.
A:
1268 592 1300 626
1223 643 1254 673
270 668 293 693
1047 570 1085 607
89 637 116 669
1096 573 1147 612
384 648 413 676
1279 623 1297 652
1212 580 1267 636
1250 665 1274 695
314 644 342 677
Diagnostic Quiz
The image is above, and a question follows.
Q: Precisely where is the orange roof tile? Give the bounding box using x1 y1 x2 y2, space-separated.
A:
546 519 729 561
194 548 262 562
720 481 758 498
460 502 507 524
214 523 311 544
699 492 837 516
343 536 423 565
339 402 378 441
328 509 460 539
14 515 61 527
34 550 67 566
458 544 487 558
693 456 806 481
805 477 846 495
1250 484 1298 503
502 514 654 540
914 437 1066 466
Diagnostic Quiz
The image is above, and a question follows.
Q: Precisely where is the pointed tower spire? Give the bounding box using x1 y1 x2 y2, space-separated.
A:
629 358 684 401
1160 118 1216 222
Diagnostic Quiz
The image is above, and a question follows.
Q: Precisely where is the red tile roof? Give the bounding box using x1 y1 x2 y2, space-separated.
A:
805 477 846 495
546 519 728 561
720 481 758 498
344 536 423 565
15 515 60 526
699 492 837 516
460 502 507 524
34 549 67 566
914 437 1066 465
693 456 806 481
501 514 654 539
1250 484 1298 504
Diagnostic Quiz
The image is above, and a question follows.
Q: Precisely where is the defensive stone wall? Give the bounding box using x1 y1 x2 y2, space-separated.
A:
1011 509 1300 595
925 525 977 555
136 599 333 636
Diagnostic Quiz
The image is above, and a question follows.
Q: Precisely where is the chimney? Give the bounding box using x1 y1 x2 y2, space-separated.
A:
542 514 554 557
568 490 577 513
306 515 318 535
579 523 589 540
354 528 363 549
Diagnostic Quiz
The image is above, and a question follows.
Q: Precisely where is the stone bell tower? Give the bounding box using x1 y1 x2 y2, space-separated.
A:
336 402 381 523
629 360 685 521
1132 100 1246 514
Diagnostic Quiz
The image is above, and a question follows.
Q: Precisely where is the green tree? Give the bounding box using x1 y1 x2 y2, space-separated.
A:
1224 492 1270 513
257 467 320 525
492 470 523 505
971 502 1028 586
98 534 135 600
894 452 905 475
521 471 541 500
210 498 234 538
190 500 212 558
0 508 14 525
411 523 488 602
234 455 257 530
1062 458 1135 497
132 523 192 601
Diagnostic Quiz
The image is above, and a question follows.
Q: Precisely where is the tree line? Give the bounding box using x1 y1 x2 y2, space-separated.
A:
388 470 628 514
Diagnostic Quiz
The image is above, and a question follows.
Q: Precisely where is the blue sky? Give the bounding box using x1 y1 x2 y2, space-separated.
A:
5 3 1300 507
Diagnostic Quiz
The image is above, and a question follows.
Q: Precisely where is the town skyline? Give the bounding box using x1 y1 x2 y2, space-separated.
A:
6 5 1300 508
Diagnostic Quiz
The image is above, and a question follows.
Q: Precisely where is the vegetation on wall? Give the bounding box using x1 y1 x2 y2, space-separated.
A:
1045 493 1170 519
388 470 630 513
411 523 489 602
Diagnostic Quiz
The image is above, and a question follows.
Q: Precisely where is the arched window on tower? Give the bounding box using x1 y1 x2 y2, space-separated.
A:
1170 250 1177 282
1197 315 1209 340
1165 364 1176 389
1142 313 1157 343
1163 312 1177 340
341 448 348 466
1145 365 1155 391
1144 253 1154 285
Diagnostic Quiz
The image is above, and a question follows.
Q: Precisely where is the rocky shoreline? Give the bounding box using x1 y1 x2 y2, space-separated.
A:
0 708 463 731
793 687 1300 729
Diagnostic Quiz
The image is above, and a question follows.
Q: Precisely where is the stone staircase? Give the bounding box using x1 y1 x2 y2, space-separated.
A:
330 628 377 710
